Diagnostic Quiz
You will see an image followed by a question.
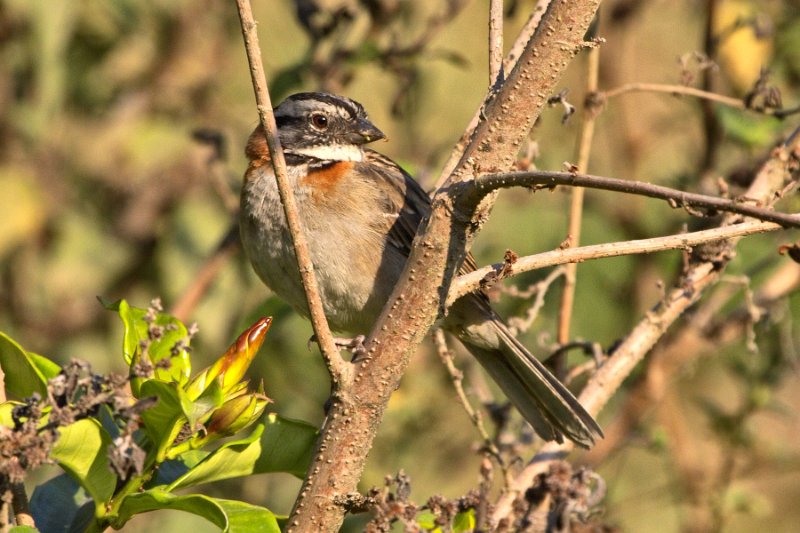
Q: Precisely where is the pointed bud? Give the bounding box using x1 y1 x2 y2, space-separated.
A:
205 389 270 437
185 317 271 400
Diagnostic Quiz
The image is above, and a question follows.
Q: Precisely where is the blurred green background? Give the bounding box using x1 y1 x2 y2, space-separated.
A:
2 0 800 531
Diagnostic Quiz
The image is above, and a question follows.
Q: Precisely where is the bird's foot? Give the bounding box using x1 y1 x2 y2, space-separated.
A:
307 334 367 360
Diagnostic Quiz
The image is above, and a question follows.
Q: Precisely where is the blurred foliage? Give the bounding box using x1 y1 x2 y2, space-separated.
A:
1 0 799 532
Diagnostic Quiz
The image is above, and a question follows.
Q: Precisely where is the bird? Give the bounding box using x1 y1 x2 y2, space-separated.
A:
239 91 603 447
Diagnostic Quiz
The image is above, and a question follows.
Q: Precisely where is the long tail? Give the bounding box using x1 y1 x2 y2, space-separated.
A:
463 321 603 448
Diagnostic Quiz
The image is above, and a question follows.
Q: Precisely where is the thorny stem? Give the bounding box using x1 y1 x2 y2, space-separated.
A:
283 1 603 531
433 0 550 190
235 0 348 386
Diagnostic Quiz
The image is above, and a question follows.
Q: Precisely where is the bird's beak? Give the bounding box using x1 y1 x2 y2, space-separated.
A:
347 119 385 145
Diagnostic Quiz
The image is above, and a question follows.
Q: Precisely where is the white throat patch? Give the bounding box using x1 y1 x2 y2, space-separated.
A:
292 143 364 162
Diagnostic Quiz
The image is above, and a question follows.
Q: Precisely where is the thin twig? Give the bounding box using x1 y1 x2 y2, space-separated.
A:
449 220 781 304
488 0 503 85
507 266 566 336
432 329 509 482
557 39 601 377
471 169 800 227
602 82 800 118
235 0 348 385
433 0 551 190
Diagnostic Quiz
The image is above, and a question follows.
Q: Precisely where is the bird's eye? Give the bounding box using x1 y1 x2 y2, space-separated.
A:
310 113 328 130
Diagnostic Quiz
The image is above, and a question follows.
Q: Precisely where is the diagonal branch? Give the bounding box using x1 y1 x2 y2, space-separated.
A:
235 0 348 385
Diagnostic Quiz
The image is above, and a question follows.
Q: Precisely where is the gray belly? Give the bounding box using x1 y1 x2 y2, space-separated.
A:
239 172 404 334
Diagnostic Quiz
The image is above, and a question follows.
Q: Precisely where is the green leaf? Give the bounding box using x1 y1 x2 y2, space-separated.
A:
216 499 280 533
417 510 437 529
0 401 22 427
106 298 141 365
113 490 280 533
111 299 192 385
28 352 62 381
50 418 117 504
113 490 227 530
417 509 475 532
0 332 51 399
167 424 265 490
168 413 317 490
10 526 40 533
138 379 186 459
180 377 223 429
95 404 121 441
30 473 94 533
453 508 476 532
254 413 317 478
152 450 210 487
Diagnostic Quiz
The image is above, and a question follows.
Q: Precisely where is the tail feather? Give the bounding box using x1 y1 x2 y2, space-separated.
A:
462 321 602 448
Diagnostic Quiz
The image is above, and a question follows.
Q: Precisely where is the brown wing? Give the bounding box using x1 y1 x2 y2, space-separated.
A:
362 149 480 276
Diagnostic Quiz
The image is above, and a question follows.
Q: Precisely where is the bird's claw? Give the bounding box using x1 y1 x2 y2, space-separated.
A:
307 334 367 360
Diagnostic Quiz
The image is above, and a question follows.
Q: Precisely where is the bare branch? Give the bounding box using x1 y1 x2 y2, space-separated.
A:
235 0 348 385
432 329 508 478
489 0 503 85
470 169 800 227
491 134 800 526
448 220 781 305
602 82 800 118
507 266 566 336
558 36 601 377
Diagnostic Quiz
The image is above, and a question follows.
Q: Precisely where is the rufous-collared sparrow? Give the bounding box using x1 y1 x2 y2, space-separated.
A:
239 92 602 447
